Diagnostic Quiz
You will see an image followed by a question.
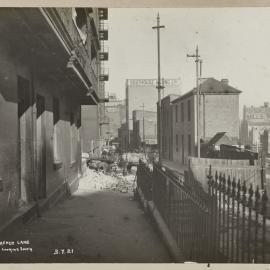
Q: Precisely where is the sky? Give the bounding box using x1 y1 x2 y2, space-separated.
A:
107 8 270 117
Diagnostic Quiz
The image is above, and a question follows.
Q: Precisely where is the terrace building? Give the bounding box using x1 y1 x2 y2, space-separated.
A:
161 78 241 164
0 8 105 227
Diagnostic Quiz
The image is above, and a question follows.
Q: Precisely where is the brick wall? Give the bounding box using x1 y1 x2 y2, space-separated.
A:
172 95 196 164
203 94 239 139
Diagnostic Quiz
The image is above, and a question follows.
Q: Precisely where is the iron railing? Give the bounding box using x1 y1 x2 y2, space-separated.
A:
136 160 153 201
136 161 269 263
207 165 269 263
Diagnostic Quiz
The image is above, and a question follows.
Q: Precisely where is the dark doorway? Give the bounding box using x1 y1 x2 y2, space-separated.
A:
36 94 46 199
18 76 31 202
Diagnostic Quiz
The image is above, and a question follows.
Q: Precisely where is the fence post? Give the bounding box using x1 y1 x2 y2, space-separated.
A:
254 185 260 263
207 165 213 262
236 179 241 263
241 181 247 262
218 172 222 261
231 177 236 262
213 171 218 260
261 190 268 263
226 175 231 261
247 184 253 262
222 174 226 260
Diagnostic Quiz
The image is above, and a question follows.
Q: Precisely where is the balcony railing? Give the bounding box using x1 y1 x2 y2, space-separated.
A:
54 8 98 92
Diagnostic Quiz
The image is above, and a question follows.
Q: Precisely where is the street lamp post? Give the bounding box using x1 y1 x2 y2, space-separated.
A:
152 13 165 162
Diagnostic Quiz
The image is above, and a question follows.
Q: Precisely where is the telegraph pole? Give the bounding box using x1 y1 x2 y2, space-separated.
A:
187 45 201 158
140 103 145 143
199 59 203 138
152 13 165 161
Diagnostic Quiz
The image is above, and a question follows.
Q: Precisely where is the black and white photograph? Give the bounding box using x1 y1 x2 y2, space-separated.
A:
0 3 269 264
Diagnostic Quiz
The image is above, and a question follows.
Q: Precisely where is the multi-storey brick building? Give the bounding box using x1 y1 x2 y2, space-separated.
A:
132 110 157 150
240 103 270 149
163 78 241 164
104 93 126 140
0 8 104 227
81 8 109 155
124 78 181 150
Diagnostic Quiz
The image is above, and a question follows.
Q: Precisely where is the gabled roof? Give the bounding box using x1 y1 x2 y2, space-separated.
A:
172 78 241 104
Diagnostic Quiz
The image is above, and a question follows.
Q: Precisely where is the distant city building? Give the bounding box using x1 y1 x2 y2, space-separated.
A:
126 78 181 130
161 78 241 164
81 106 105 155
124 78 181 149
118 123 133 152
261 130 270 194
240 102 270 150
132 110 157 149
104 93 126 139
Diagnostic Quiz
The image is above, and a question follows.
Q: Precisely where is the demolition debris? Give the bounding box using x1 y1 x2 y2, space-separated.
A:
79 167 136 193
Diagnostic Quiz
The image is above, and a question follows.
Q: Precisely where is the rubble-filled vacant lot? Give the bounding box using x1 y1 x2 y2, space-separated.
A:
79 168 136 193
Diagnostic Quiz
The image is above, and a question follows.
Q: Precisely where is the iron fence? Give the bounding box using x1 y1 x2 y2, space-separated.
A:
136 160 153 201
136 161 269 263
207 165 269 263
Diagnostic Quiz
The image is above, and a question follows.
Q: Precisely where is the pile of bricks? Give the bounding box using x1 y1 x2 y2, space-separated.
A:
79 168 135 193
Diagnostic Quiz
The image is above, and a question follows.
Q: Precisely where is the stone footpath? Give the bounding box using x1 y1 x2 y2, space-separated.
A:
0 169 171 263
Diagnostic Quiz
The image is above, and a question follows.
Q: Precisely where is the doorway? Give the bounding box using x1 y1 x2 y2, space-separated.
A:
18 76 31 203
36 94 46 199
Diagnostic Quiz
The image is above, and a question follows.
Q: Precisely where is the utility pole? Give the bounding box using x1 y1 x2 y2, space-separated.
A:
152 13 165 161
140 103 145 152
140 103 145 142
199 59 204 138
187 45 201 158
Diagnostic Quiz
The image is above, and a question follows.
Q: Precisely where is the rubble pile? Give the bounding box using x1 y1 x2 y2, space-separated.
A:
79 167 136 193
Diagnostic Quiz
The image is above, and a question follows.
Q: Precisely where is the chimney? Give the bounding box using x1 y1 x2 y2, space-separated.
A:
221 78 229 86
264 102 269 108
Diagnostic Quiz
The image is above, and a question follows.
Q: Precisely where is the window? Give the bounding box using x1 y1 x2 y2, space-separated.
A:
188 134 191 155
188 100 191 121
175 105 178 123
181 102 184 122
53 98 61 164
163 110 165 126
73 8 87 44
176 134 178 152
53 98 60 125
182 134 184 160
91 43 97 60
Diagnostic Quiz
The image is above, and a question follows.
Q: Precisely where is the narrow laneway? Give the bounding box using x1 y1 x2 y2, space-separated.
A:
0 170 171 263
